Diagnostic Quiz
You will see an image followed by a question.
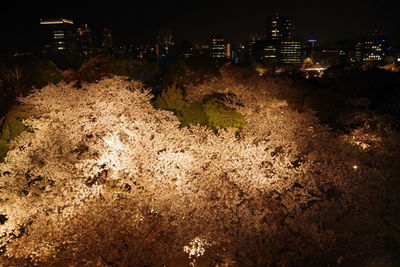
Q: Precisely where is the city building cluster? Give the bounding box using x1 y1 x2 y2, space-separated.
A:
36 15 400 70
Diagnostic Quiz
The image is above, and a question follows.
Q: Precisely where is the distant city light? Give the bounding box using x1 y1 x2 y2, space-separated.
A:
40 18 74 25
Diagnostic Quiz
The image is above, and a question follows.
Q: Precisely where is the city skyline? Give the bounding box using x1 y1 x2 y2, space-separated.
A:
1 1 399 54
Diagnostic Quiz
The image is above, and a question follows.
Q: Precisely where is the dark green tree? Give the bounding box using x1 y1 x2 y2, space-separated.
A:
0 105 33 161
161 54 220 89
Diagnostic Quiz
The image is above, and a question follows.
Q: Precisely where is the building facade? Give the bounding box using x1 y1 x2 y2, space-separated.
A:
355 39 386 63
76 24 94 58
264 13 302 66
280 41 302 64
40 18 78 65
210 35 226 60
355 31 388 65
100 28 114 54
266 13 293 41
156 27 176 59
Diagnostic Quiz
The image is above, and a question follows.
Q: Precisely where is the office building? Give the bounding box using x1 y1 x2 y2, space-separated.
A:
355 30 388 64
76 24 93 58
225 43 232 59
101 28 113 54
280 41 302 64
266 13 293 41
265 13 301 65
40 18 77 64
355 40 385 62
156 27 176 59
210 35 226 60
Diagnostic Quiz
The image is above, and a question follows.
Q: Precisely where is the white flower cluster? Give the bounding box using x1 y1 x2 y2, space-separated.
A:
183 237 210 258
0 73 387 266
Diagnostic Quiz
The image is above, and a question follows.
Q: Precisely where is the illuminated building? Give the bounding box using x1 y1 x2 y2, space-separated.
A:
210 35 226 60
156 27 176 59
266 13 293 41
280 41 302 64
231 44 246 64
303 39 317 58
40 18 77 64
356 40 385 62
264 13 301 65
355 30 388 64
225 43 232 59
76 24 93 58
263 44 277 60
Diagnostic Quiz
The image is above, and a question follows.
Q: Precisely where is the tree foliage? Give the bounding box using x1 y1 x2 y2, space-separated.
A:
77 55 159 85
161 54 220 89
0 105 34 161
153 82 186 112
0 56 64 97
153 83 245 130
109 57 159 85
306 66 400 128
0 72 398 266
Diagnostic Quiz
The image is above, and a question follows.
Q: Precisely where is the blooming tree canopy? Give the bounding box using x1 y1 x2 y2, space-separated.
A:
0 73 396 266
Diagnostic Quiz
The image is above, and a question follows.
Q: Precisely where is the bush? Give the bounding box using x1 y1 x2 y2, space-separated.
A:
203 99 245 129
78 55 112 82
161 54 220 89
78 55 160 85
0 56 64 92
153 85 245 130
153 83 185 113
0 105 32 161
109 58 159 85
181 101 209 126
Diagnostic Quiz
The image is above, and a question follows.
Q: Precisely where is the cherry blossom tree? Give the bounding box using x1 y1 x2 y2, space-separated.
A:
0 73 397 266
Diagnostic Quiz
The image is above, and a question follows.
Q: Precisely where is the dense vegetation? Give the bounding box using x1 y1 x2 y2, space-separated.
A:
0 54 399 266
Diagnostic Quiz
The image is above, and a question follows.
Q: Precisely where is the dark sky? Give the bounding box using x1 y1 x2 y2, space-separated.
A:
1 0 398 53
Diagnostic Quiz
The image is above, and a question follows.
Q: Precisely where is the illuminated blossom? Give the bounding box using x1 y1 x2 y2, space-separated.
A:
0 73 393 266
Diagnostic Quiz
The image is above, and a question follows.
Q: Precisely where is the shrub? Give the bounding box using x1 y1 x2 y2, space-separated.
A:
0 105 32 161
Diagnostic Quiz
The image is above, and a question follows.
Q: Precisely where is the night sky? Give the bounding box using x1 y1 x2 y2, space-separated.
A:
1 0 398 53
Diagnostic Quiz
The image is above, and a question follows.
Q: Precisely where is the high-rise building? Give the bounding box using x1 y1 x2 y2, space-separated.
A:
101 28 113 54
264 13 302 65
210 35 226 60
156 27 176 59
266 13 293 41
303 39 317 58
280 41 302 64
263 43 278 63
225 43 232 59
355 40 386 63
76 24 93 58
40 18 77 65
336 39 355 64
354 30 388 64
